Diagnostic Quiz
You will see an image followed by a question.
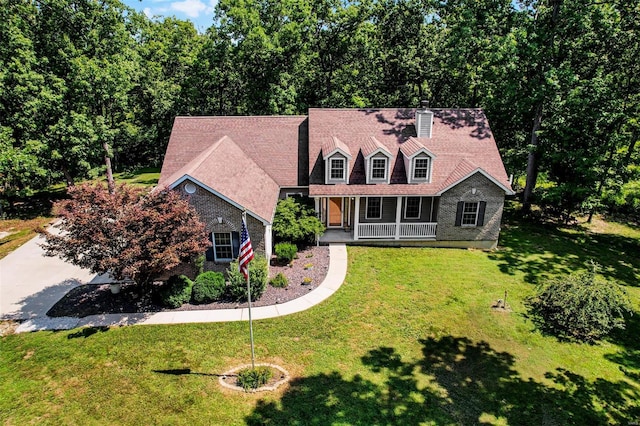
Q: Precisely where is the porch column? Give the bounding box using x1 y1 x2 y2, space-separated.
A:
395 196 402 240
264 225 273 266
354 196 360 240
314 197 320 218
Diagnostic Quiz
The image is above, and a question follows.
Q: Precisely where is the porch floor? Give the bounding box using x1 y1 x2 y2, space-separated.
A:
319 229 354 244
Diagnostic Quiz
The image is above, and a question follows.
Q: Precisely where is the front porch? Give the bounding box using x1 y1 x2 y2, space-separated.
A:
316 195 439 243
319 222 438 244
319 222 437 243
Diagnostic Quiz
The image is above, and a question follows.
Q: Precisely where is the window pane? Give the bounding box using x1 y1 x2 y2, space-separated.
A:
414 158 429 179
462 202 478 225
405 197 421 218
367 197 382 218
372 158 386 179
214 233 233 260
330 158 344 179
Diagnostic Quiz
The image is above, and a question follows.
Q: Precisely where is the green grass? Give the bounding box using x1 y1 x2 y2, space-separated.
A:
1 218 639 424
111 167 161 187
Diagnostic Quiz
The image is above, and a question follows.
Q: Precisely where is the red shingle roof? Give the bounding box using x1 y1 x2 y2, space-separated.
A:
160 135 280 223
321 136 351 158
308 108 513 196
160 116 308 189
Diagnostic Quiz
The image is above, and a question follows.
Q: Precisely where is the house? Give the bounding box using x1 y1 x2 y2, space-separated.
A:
158 105 513 270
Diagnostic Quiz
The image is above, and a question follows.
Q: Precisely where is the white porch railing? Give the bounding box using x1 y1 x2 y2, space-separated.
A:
357 222 437 239
399 223 437 238
358 223 396 239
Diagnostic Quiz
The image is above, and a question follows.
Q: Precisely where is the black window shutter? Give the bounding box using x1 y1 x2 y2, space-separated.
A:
205 247 214 261
205 233 214 261
477 201 487 226
455 201 464 226
232 231 240 258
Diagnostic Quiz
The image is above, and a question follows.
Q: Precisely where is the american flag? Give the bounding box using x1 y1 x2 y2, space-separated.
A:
239 217 254 279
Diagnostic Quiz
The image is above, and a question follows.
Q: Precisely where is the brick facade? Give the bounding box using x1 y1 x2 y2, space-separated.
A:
177 179 267 273
436 172 505 246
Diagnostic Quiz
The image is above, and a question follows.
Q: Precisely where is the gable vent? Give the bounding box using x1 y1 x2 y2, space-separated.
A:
416 101 433 138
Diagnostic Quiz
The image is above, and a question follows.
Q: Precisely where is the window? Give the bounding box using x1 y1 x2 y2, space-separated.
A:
330 157 345 180
371 158 387 180
366 197 382 219
462 202 479 226
404 197 422 219
413 157 430 180
213 232 233 261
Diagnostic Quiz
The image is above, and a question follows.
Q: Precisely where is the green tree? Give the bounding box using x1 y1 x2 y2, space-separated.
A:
272 197 325 245
526 264 633 342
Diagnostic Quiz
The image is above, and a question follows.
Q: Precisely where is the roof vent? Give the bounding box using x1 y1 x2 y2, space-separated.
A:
416 101 433 138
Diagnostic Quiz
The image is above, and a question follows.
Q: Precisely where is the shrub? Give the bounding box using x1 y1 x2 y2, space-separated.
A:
192 271 226 304
159 275 194 308
272 197 325 245
275 242 297 263
269 272 288 288
526 265 633 342
227 256 268 301
236 367 273 391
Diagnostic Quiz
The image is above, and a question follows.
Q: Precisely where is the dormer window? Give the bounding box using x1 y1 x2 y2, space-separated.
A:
330 157 345 180
413 157 430 180
371 157 387 180
323 137 351 184
363 139 392 184
400 138 436 184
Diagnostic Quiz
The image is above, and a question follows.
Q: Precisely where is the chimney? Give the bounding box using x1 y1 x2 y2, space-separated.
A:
416 100 433 138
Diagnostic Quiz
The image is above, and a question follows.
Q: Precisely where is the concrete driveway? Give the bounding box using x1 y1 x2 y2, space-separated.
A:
0 233 97 321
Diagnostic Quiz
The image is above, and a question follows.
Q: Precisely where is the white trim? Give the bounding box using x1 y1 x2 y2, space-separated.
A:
404 149 436 184
369 156 388 182
285 192 304 198
364 148 392 184
354 197 360 240
365 197 383 220
322 147 352 161
403 197 422 219
212 232 233 262
168 175 270 225
325 153 349 184
437 168 515 196
461 201 480 227
411 155 431 182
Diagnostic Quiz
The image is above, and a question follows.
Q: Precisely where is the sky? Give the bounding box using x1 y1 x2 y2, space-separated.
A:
121 0 218 33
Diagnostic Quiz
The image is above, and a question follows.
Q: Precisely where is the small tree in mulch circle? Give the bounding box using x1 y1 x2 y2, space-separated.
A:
40 183 210 295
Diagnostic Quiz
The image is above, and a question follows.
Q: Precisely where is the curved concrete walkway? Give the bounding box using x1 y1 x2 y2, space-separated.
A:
0 236 347 333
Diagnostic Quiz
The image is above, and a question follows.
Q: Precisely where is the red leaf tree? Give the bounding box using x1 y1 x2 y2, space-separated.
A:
41 183 210 289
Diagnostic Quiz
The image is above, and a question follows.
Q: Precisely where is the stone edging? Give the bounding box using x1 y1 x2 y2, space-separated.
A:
218 363 290 393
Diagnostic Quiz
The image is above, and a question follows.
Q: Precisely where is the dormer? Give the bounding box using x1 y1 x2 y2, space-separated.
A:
401 138 436 184
322 136 352 184
415 100 433 138
362 137 393 184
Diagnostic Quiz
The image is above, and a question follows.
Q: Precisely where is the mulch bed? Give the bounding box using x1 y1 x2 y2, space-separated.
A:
47 245 330 318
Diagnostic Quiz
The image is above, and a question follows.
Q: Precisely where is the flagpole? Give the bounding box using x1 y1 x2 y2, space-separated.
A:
247 265 256 369
243 211 256 369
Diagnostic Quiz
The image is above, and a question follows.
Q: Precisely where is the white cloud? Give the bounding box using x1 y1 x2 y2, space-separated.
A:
170 0 212 18
143 7 153 18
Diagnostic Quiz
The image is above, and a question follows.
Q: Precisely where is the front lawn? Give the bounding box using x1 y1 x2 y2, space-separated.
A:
1 219 639 424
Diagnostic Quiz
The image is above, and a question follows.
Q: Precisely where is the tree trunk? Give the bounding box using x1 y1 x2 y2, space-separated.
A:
62 166 74 187
522 103 543 213
103 141 115 195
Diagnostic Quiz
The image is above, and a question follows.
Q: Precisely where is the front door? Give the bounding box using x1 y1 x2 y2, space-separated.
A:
328 197 343 227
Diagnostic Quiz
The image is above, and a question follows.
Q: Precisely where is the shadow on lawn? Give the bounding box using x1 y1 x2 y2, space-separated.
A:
490 220 640 287
246 337 640 425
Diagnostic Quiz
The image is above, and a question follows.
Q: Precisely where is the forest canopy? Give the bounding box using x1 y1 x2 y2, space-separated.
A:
1 0 638 221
